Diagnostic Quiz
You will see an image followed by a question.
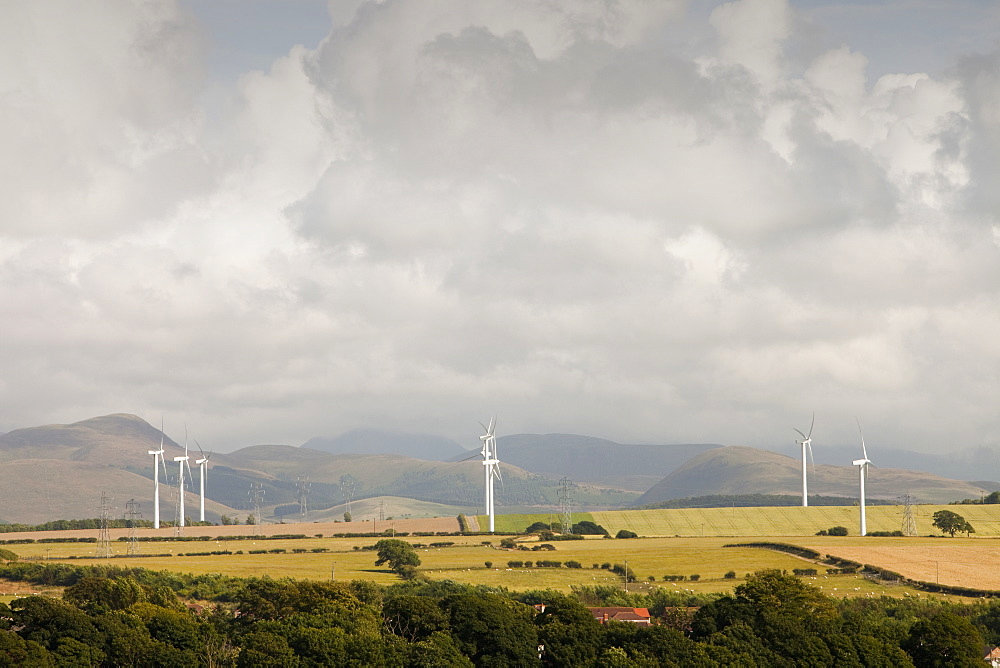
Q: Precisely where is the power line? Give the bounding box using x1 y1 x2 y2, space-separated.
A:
125 499 141 556
297 477 311 521
97 492 113 558
558 477 574 533
249 482 265 535
901 492 917 536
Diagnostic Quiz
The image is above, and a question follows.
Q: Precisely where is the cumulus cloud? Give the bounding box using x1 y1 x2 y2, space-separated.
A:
0 0 997 457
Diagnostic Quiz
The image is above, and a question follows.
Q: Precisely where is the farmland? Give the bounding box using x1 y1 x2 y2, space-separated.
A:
6 504 1000 600
0 531 960 599
485 503 1000 537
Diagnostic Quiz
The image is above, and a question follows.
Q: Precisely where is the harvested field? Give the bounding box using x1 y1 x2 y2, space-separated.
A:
0 516 461 543
803 537 1000 590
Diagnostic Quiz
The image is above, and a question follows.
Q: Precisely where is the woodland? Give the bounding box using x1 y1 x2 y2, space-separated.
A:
0 563 996 666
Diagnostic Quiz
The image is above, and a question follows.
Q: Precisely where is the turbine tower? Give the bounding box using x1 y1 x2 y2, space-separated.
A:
173 427 193 529
793 413 815 507
479 417 502 532
194 440 211 523
146 419 168 529
852 419 873 536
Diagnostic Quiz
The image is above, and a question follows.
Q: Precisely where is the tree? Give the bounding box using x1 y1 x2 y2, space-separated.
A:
374 539 421 576
903 610 984 667
571 521 609 536
344 512 352 523
932 510 973 537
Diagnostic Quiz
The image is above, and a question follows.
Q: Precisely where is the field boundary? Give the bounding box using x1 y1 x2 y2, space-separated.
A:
740 541 1000 599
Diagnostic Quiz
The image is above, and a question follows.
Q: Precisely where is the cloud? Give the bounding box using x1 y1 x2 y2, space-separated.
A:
0 0 998 456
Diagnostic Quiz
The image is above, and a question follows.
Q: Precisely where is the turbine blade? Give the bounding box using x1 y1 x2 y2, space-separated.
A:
807 442 815 473
793 428 807 440
159 416 164 450
855 418 869 460
455 452 480 463
807 412 815 438
195 439 206 459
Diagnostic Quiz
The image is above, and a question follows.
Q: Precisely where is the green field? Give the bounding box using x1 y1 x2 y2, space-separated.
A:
0 532 949 598
8 503 1000 602
485 504 1000 537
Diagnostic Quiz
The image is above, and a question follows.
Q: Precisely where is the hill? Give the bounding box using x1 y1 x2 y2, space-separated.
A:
302 429 466 461
451 434 720 492
226 444 639 517
0 413 185 467
634 446 990 506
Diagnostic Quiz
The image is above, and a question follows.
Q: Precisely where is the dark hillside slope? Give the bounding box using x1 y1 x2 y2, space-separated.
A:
302 429 466 461
635 446 990 506
452 433 720 492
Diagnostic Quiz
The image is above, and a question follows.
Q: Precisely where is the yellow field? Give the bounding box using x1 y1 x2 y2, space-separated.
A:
577 504 1000 537
8 507 1000 600
802 536 1000 591
0 533 943 597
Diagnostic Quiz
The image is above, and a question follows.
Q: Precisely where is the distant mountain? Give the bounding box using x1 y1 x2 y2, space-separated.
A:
634 446 991 506
227 444 638 515
0 414 236 524
449 433 721 492
302 429 466 461
0 413 183 467
773 443 1000 483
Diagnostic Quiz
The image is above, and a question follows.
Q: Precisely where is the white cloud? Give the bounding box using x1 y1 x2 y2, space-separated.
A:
0 0 998 455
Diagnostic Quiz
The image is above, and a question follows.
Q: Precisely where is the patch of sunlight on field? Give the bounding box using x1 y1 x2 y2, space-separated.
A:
584 505 1000 538
10 535 825 593
484 513 596 534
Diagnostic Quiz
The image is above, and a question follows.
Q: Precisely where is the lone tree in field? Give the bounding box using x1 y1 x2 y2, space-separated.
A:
374 539 421 575
932 510 974 537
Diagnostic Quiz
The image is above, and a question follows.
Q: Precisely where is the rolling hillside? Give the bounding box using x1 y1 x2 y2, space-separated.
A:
228 444 639 515
452 434 720 492
634 446 989 506
302 428 466 461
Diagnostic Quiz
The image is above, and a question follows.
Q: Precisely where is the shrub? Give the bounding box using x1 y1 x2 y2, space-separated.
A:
827 526 849 536
615 529 639 539
601 562 611 570
793 568 818 576
724 570 736 579
484 561 493 569
507 560 523 568
500 538 518 549
565 560 582 569
572 521 609 536
524 561 533 568
690 574 700 581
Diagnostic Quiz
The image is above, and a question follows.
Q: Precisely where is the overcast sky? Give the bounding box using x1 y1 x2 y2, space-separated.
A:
1 0 999 455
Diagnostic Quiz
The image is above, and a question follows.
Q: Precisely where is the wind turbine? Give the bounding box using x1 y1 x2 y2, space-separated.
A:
146 418 169 529
853 419 873 536
793 413 815 507
194 440 211 523
479 417 502 533
173 427 193 528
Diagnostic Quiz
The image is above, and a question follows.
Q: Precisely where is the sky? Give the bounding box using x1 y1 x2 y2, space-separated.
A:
1 0 999 455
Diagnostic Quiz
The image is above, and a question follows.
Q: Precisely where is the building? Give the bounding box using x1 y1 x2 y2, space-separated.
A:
588 607 652 626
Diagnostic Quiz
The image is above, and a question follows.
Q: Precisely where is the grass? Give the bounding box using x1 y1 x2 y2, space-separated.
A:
9 505 1000 601
0 533 945 598
478 504 1000 538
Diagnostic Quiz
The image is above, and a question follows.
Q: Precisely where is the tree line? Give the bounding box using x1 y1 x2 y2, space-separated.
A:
2 558 1000 665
